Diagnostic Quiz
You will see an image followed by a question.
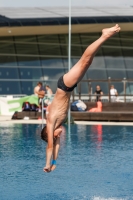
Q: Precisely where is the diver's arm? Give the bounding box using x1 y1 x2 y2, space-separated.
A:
43 121 54 172
53 137 60 160
50 129 61 171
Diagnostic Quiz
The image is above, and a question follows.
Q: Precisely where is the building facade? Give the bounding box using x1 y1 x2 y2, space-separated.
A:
0 7 133 95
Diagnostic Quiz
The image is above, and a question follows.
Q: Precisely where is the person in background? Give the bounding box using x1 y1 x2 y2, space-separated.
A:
38 82 46 112
110 85 118 102
34 82 46 112
94 85 103 101
34 82 41 96
45 85 53 95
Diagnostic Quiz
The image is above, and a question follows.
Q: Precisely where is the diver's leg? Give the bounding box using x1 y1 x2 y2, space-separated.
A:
63 24 121 87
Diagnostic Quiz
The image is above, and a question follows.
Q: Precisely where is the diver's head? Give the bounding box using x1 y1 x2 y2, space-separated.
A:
41 126 48 142
41 125 59 144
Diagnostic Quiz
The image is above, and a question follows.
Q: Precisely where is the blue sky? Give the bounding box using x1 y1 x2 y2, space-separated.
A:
0 0 133 7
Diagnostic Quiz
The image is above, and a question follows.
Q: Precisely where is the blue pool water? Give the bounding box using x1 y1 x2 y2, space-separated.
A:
0 123 133 200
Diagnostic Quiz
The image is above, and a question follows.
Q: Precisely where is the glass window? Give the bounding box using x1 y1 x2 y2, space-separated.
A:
80 33 100 54
86 69 107 80
124 57 133 69
71 45 82 56
71 34 82 56
0 81 21 94
104 56 125 69
15 36 41 66
42 68 65 81
120 32 133 47
61 58 70 71
107 69 126 79
71 58 80 66
0 67 19 79
39 44 62 57
21 81 34 95
126 82 133 95
114 32 133 69
102 35 126 72
0 56 17 66
37 35 62 57
41 58 64 68
104 34 121 46
0 31 133 96
79 82 89 94
0 37 17 66
58 35 68 56
126 70 133 79
38 35 59 44
19 67 43 80
17 56 40 66
80 33 100 45
91 54 106 69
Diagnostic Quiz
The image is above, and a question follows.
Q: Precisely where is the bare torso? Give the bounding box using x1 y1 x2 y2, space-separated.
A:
47 88 71 129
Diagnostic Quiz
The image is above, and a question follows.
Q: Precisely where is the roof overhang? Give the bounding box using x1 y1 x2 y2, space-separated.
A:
0 22 133 37
0 7 133 37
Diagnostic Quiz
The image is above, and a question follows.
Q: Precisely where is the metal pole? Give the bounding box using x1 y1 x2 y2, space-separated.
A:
108 77 111 102
88 79 91 102
42 98 44 129
68 0 71 134
123 78 126 103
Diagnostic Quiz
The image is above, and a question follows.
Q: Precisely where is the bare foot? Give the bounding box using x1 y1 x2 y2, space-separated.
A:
102 24 121 39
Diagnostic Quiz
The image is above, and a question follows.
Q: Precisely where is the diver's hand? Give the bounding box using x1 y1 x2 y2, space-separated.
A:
43 165 51 173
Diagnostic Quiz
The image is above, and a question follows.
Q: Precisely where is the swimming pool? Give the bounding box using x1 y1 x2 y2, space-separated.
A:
0 123 133 200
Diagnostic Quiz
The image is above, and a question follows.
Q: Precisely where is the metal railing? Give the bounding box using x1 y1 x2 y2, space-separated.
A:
71 78 133 103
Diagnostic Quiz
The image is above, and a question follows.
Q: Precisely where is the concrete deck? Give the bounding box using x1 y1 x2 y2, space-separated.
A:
0 115 133 126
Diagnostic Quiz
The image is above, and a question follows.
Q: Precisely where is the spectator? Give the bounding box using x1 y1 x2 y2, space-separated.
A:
38 83 46 112
34 82 46 112
110 85 118 102
34 82 41 96
94 85 103 102
45 85 53 95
